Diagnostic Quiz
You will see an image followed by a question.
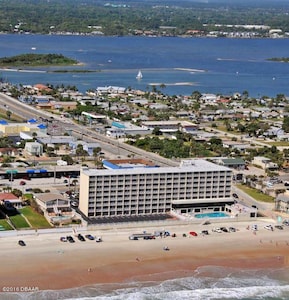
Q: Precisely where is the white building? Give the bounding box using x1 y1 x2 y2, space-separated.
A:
24 142 43 156
78 159 233 219
252 156 278 171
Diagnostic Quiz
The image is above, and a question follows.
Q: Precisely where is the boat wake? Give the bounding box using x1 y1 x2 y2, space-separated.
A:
0 68 46 73
174 68 206 73
149 82 198 86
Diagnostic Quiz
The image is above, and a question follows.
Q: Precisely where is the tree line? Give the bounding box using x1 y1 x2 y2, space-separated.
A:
1 0 289 36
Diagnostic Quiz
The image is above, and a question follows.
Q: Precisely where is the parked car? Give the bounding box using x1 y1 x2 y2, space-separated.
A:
19 181 26 185
60 237 67 242
232 193 239 198
229 227 237 232
201 230 209 235
189 231 198 237
66 236 75 243
85 234 95 240
275 225 284 230
18 240 26 246
77 234 85 241
70 201 79 208
264 225 274 231
95 236 102 242
220 227 229 233
212 228 222 233
283 220 289 226
144 235 155 240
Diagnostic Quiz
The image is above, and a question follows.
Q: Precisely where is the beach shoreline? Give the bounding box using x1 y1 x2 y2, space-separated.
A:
1 221 289 292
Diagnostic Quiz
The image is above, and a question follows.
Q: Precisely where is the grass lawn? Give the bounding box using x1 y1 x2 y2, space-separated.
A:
236 184 275 203
10 214 30 229
0 219 13 230
19 206 51 229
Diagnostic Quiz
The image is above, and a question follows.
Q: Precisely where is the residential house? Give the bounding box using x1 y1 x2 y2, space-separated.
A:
34 193 72 216
0 192 22 209
69 140 101 156
222 140 252 153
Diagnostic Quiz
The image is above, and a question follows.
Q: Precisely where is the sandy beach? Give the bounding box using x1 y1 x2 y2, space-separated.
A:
1 220 289 292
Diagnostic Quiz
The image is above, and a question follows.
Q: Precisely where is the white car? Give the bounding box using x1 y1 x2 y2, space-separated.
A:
95 236 102 242
264 225 274 231
212 227 222 233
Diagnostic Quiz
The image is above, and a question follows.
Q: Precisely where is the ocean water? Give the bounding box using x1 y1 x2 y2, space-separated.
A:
2 266 289 300
1 35 289 97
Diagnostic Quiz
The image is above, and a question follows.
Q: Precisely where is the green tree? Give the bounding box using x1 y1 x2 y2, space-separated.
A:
152 127 162 136
282 116 289 133
61 155 74 165
6 110 12 120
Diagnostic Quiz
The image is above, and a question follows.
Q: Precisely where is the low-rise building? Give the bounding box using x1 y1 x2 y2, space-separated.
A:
0 193 22 209
275 192 289 214
34 193 71 216
252 156 278 171
24 142 43 156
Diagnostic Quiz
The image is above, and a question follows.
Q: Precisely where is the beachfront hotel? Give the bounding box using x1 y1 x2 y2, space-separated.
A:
78 159 234 220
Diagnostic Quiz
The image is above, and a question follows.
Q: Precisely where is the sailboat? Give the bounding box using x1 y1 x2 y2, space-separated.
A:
136 70 143 80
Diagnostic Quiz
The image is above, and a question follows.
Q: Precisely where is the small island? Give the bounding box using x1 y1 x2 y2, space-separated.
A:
0 53 78 67
267 57 289 63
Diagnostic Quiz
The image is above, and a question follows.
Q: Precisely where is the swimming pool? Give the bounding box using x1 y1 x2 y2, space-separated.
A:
51 216 72 223
194 212 229 219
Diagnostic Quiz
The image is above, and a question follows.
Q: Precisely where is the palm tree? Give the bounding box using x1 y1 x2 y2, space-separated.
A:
32 132 37 140
93 147 102 165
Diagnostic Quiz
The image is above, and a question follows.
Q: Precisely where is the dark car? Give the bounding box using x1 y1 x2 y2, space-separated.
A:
220 227 229 233
85 234 95 240
77 234 85 241
66 236 75 243
18 240 26 246
275 225 284 230
201 230 209 235
229 227 237 232
143 235 155 240
232 193 239 198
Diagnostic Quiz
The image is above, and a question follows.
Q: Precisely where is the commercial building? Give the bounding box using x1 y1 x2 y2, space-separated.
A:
78 159 233 219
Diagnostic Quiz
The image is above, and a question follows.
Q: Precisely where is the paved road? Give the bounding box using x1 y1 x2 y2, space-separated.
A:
232 185 275 218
